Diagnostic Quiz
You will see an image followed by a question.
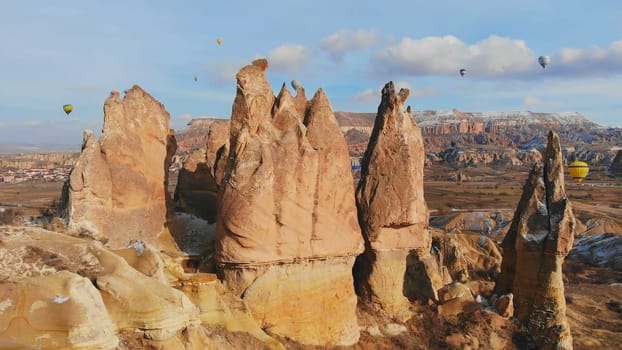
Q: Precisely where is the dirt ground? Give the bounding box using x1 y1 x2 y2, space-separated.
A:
424 163 622 220
0 180 64 217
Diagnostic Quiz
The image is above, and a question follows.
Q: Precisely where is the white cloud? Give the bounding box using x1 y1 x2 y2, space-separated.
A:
371 35 536 77
351 89 378 104
551 40 622 77
24 121 43 127
522 96 564 108
352 82 438 104
206 60 245 85
173 113 194 121
267 44 313 74
320 29 378 62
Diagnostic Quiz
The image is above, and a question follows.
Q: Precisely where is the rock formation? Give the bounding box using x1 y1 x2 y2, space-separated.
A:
215 59 364 345
61 86 177 249
174 120 229 222
354 82 441 317
610 149 622 177
0 225 282 349
494 131 575 349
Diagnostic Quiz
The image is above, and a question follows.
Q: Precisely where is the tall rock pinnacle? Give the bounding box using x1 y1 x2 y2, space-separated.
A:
354 82 441 318
62 86 177 249
495 131 575 349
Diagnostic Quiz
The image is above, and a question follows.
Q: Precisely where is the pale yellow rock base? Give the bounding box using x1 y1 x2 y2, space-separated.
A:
0 270 118 350
174 273 284 350
353 249 414 321
219 256 360 346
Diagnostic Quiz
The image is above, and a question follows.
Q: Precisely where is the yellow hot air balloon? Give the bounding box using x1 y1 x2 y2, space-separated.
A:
216 38 223 45
568 161 589 183
62 104 73 115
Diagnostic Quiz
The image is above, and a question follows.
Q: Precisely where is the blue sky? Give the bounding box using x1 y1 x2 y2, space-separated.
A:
1 0 621 146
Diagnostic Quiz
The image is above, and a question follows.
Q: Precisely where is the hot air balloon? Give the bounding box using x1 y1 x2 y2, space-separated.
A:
459 68 467 77
194 76 198 82
538 55 551 69
568 161 589 183
216 38 223 45
62 104 73 115
291 80 301 90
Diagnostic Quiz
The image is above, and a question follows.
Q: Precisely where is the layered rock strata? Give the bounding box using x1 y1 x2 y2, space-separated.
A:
494 131 575 349
61 86 177 249
215 59 364 345
354 82 441 317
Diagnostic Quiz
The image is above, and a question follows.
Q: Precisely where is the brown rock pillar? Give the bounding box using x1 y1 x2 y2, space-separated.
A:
495 131 575 349
354 82 441 318
62 86 177 249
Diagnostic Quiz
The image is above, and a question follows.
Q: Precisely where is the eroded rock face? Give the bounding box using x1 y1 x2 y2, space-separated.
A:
494 131 575 349
62 86 177 249
174 121 230 223
354 82 440 316
215 59 363 345
610 150 622 177
0 270 118 349
0 226 197 348
0 225 281 350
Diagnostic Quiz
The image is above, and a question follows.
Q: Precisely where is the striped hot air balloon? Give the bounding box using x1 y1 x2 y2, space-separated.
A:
568 161 589 183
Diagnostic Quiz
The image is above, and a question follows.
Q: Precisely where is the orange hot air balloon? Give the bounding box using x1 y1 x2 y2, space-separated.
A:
216 38 223 45
568 161 589 183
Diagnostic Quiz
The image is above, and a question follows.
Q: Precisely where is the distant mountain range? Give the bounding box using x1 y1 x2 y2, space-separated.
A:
335 109 621 155
0 143 80 155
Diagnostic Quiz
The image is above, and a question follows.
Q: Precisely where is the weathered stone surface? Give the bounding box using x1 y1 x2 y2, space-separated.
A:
494 131 575 349
62 86 177 249
0 270 118 349
220 258 359 346
356 82 429 250
610 149 622 177
215 59 363 345
353 250 413 319
494 293 514 318
61 130 112 241
354 81 437 315
217 60 362 264
174 273 284 349
0 226 199 348
174 121 230 223
175 149 219 222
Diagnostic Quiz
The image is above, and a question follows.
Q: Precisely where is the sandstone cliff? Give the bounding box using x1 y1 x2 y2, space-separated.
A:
61 86 177 249
215 59 364 345
494 131 575 349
